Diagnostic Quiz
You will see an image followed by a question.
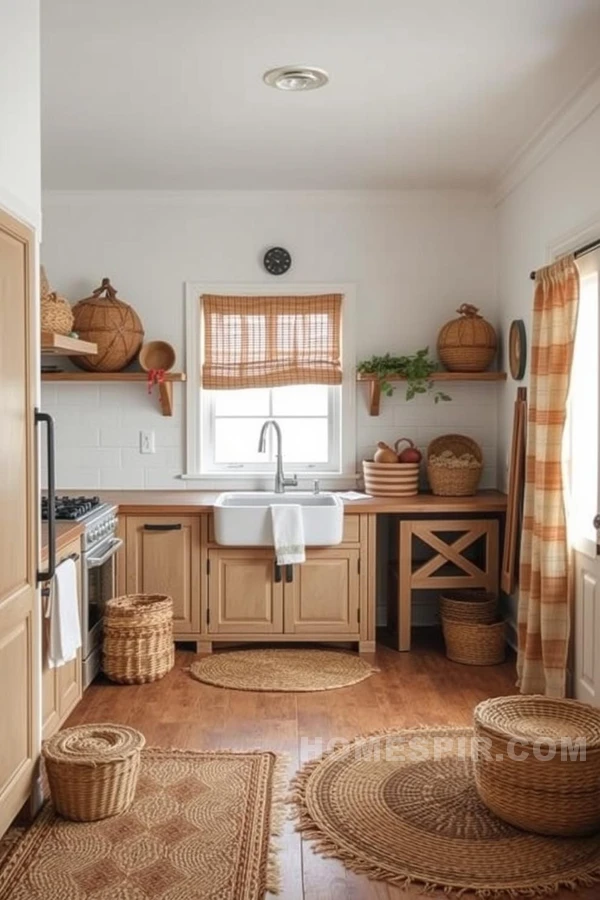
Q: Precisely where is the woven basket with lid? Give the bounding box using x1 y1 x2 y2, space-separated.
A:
71 277 144 372
437 304 497 372
427 434 483 496
40 265 74 336
103 593 174 684
43 723 145 821
473 695 600 836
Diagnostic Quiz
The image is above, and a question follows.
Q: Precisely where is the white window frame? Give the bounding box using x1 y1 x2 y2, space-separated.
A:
183 282 357 489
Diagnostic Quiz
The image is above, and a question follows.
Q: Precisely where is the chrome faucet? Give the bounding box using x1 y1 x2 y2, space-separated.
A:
257 419 298 494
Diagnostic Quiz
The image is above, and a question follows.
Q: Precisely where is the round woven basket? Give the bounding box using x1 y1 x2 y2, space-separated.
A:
441 617 505 665
437 304 497 372
473 696 600 836
103 594 174 684
427 434 483 496
71 277 144 372
42 723 145 821
41 291 74 335
440 590 497 624
363 460 419 497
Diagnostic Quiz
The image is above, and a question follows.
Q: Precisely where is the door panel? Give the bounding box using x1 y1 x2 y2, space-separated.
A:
126 517 200 634
574 550 600 705
0 209 38 838
284 549 360 634
208 550 283 634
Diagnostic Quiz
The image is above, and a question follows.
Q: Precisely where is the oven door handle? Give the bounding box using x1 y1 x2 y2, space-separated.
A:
86 537 123 569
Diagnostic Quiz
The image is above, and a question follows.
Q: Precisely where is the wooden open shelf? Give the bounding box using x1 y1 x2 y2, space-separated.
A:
357 371 507 416
41 332 98 356
40 372 187 417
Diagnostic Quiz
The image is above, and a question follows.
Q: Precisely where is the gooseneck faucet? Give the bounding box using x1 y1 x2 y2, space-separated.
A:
257 419 298 494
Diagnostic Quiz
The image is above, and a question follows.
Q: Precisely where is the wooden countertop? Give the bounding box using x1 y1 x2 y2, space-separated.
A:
87 489 507 516
41 521 84 561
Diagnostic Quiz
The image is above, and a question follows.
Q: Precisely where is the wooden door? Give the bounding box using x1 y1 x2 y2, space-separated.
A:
125 517 201 634
0 209 39 837
207 550 283 634
284 548 360 635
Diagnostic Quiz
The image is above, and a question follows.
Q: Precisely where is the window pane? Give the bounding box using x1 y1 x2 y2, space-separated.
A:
279 418 329 463
213 388 270 417
214 418 265 463
272 384 330 416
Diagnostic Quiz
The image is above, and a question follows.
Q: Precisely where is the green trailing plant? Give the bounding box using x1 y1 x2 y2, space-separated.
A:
357 348 452 403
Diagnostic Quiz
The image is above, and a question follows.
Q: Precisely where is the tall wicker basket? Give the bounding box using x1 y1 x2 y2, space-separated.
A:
103 594 174 684
43 724 145 821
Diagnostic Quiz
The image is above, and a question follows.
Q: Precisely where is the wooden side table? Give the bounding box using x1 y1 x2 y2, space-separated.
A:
397 518 499 651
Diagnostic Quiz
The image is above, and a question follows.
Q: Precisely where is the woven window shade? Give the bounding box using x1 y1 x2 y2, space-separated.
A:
202 294 342 389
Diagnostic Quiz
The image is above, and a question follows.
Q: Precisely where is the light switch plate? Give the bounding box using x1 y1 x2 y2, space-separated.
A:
140 430 155 454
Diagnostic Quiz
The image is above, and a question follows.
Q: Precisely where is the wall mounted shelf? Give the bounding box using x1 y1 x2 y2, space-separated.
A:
41 332 98 356
40 372 187 417
357 371 507 416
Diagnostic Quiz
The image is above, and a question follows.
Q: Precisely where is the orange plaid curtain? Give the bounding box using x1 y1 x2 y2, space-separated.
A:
201 294 342 389
517 255 580 698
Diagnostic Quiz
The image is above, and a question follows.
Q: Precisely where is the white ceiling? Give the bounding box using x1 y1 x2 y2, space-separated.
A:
41 0 600 190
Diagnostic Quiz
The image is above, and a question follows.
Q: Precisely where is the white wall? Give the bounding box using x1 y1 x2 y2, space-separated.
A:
0 0 40 228
496 100 600 636
40 189 498 490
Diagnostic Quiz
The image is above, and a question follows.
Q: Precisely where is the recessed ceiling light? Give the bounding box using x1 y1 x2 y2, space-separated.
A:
263 66 329 92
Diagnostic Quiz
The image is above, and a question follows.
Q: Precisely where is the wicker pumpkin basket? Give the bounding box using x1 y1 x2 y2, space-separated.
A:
71 277 144 372
437 304 497 372
103 593 174 684
441 617 505 665
43 723 145 821
40 265 74 336
427 434 483 496
473 696 600 836
363 460 419 497
440 590 497 624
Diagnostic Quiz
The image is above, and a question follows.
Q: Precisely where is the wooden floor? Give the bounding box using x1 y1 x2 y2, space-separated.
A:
66 635 595 900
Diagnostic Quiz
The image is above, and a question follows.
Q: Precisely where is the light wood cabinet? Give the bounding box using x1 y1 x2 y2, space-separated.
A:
125 516 201 635
284 548 360 635
208 550 283 634
42 538 83 741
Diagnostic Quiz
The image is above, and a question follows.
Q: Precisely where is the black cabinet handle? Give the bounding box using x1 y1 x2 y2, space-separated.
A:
594 514 600 530
36 410 56 584
286 565 294 583
274 563 282 583
143 523 182 531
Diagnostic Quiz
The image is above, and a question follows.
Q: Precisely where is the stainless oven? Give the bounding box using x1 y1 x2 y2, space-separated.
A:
81 507 121 687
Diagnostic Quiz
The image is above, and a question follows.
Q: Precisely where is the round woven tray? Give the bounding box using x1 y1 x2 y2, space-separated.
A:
103 594 174 684
42 724 145 821
441 617 505 665
427 434 483 496
440 590 497 624
474 696 600 836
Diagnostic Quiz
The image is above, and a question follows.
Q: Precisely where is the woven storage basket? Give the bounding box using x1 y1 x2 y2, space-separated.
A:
437 304 497 372
440 590 497 624
42 723 145 821
71 277 144 372
103 594 174 684
41 291 74 335
441 617 505 665
427 434 483 496
363 460 419 497
473 696 600 836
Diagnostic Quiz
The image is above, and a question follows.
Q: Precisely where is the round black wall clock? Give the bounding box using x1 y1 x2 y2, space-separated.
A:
509 319 527 380
263 246 291 275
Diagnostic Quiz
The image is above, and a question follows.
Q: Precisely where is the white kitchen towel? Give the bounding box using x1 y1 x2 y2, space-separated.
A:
46 558 81 668
271 504 306 565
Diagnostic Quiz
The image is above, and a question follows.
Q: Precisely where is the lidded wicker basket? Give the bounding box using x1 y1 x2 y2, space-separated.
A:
71 277 144 372
103 593 174 684
440 590 497 624
427 433 483 496
437 304 497 372
441 617 505 665
42 723 145 821
473 695 600 836
40 265 74 336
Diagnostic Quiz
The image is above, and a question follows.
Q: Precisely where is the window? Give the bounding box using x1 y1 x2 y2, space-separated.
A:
184 284 356 484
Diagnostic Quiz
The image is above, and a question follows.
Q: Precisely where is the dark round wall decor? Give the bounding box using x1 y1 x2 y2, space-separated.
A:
509 319 527 380
263 246 291 275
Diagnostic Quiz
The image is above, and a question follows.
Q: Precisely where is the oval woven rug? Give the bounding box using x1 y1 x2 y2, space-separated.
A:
189 648 376 692
290 726 600 897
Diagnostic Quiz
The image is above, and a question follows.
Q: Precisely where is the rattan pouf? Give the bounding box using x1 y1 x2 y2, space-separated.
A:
103 593 174 684
474 696 600 836
43 724 145 821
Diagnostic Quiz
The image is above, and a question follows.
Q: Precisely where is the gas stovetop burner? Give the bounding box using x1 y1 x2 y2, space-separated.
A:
42 495 102 521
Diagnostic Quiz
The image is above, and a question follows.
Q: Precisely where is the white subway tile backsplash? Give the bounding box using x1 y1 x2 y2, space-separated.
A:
120 446 181 469
100 468 146 489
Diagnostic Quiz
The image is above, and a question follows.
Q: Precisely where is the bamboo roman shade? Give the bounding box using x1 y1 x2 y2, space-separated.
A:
201 294 342 389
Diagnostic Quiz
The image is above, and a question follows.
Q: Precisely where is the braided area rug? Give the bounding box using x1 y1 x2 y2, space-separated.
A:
0 748 285 900
189 648 376 692
290 726 600 897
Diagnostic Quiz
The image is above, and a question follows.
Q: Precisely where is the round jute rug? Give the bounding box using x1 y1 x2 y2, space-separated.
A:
289 726 600 897
189 649 376 692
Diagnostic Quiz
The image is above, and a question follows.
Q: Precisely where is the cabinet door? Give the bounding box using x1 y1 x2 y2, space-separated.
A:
208 550 283 634
284 549 360 635
126 517 201 634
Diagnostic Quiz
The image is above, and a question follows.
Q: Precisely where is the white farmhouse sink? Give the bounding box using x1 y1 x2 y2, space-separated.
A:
214 492 344 547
